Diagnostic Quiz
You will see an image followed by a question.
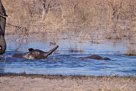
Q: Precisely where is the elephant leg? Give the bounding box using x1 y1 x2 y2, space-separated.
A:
0 25 6 54
0 34 6 54
0 24 4 36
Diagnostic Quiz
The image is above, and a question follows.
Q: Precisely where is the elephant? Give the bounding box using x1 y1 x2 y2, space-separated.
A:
86 55 111 60
0 0 7 54
13 45 59 59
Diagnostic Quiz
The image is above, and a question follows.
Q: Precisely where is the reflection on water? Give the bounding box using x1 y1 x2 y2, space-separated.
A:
0 34 136 76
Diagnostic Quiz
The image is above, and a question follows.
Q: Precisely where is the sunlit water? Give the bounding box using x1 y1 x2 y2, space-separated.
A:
0 34 136 77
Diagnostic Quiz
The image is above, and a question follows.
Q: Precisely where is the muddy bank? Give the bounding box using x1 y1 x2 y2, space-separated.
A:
0 74 136 91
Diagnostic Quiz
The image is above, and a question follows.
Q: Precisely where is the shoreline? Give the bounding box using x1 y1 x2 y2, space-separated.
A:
0 73 136 79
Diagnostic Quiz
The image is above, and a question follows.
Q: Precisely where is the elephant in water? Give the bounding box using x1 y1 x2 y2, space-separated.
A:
0 0 7 54
13 45 59 59
86 55 111 60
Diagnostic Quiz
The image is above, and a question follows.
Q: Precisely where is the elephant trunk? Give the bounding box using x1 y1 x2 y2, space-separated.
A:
44 45 59 58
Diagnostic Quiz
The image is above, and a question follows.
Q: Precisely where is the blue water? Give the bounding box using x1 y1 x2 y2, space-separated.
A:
0 36 136 76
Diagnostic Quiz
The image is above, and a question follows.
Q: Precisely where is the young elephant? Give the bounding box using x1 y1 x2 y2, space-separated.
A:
13 45 59 59
86 55 111 60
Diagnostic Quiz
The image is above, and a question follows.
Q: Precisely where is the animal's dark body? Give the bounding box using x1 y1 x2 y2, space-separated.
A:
86 55 111 60
13 45 59 59
0 0 7 54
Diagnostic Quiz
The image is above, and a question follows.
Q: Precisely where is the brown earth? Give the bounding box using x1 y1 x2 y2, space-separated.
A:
0 74 136 91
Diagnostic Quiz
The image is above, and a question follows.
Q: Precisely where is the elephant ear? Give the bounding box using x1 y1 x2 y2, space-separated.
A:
0 34 6 54
28 48 34 51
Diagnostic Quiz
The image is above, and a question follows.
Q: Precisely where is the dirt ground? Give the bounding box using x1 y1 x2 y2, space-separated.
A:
0 74 136 91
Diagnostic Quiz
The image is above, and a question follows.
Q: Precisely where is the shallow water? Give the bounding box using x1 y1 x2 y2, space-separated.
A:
0 34 136 76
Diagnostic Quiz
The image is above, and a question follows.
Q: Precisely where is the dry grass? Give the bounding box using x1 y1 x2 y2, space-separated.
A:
0 73 136 91
1 0 136 54
2 0 136 33
124 42 136 56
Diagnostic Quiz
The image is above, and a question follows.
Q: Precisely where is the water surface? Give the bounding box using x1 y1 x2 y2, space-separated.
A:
0 34 136 77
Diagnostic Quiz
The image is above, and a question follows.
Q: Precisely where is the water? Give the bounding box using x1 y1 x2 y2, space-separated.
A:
0 34 136 77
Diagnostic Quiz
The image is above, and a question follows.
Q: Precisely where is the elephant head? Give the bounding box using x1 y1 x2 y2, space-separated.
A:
13 45 59 59
0 0 6 54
